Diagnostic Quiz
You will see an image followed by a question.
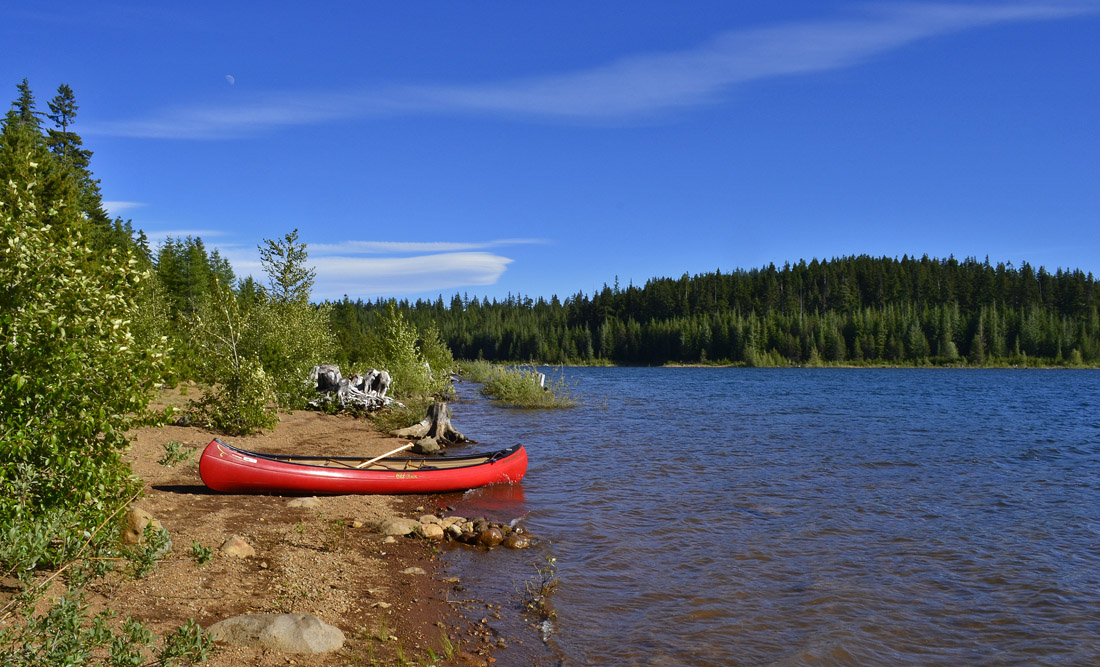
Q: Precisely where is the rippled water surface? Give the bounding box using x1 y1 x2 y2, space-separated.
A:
444 368 1100 665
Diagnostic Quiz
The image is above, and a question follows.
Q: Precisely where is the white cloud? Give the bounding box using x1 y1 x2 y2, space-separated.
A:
312 252 514 300
308 238 549 255
102 201 145 216
205 237 529 299
84 2 1097 139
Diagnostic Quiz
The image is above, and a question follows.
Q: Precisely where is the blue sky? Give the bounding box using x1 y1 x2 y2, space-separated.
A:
5 1 1098 302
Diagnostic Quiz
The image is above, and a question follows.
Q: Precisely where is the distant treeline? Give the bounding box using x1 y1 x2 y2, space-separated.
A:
328 255 1099 367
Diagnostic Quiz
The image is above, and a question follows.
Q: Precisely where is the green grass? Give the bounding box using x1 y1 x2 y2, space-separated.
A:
367 398 430 433
477 365 579 408
456 359 493 383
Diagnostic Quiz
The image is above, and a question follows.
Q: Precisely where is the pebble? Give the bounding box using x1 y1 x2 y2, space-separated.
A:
286 497 321 509
219 535 256 558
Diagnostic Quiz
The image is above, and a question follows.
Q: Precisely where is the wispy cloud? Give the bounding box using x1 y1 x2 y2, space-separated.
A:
312 252 514 300
308 238 549 256
102 200 145 216
85 2 1097 139
208 237 536 299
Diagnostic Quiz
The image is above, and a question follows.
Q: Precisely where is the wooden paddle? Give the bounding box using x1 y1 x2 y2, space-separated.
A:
356 442 414 469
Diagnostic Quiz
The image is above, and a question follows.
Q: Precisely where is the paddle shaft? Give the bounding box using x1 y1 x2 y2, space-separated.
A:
356 442 414 469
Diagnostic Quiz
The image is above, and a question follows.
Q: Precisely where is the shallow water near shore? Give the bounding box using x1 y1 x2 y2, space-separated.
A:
443 368 1100 665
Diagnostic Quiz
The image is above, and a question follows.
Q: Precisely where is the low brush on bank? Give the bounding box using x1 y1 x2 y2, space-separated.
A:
459 362 580 408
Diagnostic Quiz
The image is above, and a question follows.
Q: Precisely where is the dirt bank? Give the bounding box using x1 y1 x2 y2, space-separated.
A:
69 388 503 665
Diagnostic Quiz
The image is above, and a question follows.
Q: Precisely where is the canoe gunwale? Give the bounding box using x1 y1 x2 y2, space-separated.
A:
210 438 521 471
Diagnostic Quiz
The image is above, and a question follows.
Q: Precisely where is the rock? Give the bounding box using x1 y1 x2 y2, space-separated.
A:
441 516 464 528
206 613 344 654
382 536 397 544
457 650 489 666
417 523 445 541
503 533 530 549
351 520 364 529
446 524 465 539
121 508 171 555
122 508 160 544
400 567 427 576
379 518 421 536
477 527 504 548
287 497 321 509
412 437 442 455
419 514 442 525
219 535 256 558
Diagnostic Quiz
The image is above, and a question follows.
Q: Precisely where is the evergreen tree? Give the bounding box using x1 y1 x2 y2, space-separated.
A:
258 228 314 304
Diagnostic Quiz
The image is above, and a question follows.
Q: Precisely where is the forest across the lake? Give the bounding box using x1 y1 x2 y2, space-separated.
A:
328 255 1099 368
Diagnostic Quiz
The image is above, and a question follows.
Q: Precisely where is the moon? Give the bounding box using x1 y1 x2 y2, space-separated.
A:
225 74 235 85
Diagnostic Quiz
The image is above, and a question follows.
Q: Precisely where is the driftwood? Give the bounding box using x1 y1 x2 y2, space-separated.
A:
307 364 401 412
391 403 470 451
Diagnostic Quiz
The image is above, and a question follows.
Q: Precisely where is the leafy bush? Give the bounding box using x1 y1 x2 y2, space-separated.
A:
0 122 167 569
184 230 335 429
157 441 194 467
187 278 279 435
250 230 335 409
359 304 454 399
0 82 210 667
0 586 212 666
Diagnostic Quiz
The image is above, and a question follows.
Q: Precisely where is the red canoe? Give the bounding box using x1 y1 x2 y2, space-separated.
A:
198 438 527 495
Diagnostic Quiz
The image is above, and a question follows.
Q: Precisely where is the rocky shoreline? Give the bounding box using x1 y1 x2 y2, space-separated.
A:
54 389 527 666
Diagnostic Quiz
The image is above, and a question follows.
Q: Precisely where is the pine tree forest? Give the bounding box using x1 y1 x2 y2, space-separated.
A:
327 256 1099 367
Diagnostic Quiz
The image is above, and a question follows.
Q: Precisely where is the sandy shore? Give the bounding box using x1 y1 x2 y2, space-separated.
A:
4 387 506 666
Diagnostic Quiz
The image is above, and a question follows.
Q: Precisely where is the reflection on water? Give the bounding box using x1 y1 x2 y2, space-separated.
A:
444 369 1100 665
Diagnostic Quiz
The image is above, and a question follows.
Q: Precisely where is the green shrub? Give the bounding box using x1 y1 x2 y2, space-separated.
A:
0 124 167 569
359 304 454 400
457 359 494 383
250 229 336 409
0 586 212 666
480 366 579 408
186 279 279 435
250 298 335 409
157 441 194 467
190 541 213 566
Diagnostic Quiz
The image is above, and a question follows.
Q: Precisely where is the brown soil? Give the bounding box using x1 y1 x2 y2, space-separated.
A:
4 387 505 666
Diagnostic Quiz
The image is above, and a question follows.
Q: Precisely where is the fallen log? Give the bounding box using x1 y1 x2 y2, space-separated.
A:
307 364 401 413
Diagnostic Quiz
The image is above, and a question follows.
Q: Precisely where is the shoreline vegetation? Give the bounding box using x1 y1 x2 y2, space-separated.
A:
458 361 581 408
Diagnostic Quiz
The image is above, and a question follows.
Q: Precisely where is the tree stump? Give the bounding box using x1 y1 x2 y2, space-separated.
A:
391 402 470 451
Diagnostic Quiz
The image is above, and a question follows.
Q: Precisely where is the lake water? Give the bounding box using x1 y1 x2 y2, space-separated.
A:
441 368 1100 665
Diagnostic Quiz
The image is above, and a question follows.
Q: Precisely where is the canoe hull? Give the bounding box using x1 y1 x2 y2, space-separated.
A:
199 439 527 495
